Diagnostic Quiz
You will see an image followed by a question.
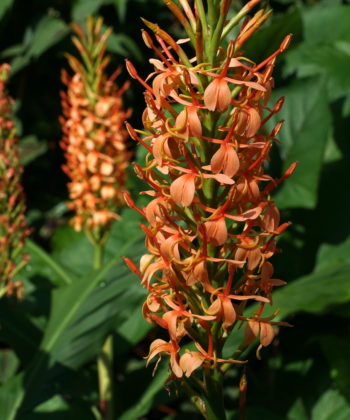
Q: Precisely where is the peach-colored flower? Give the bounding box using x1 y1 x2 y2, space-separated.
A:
124 0 294 381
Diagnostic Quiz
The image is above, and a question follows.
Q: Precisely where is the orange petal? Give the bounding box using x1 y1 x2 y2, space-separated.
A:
179 352 204 377
204 217 227 246
210 143 240 177
188 107 202 137
217 79 232 111
260 322 275 347
203 78 219 111
170 173 196 207
222 297 236 330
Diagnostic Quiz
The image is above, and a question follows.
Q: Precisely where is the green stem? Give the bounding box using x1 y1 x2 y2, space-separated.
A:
98 335 114 420
94 243 114 420
203 368 227 420
94 243 104 270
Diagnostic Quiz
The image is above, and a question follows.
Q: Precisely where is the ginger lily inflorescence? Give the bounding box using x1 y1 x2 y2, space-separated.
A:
0 64 30 299
60 17 131 245
124 0 295 417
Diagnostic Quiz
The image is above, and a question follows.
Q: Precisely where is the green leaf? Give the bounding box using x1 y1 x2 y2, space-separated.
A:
302 5 350 46
19 136 48 166
25 239 73 286
107 33 144 61
0 375 23 420
315 236 350 273
312 389 350 420
0 231 144 419
319 337 350 401
71 0 105 21
243 7 303 64
272 262 350 319
283 5 350 113
119 363 169 420
27 17 68 58
287 398 308 420
269 77 331 209
112 0 128 22
0 351 19 385
0 0 14 20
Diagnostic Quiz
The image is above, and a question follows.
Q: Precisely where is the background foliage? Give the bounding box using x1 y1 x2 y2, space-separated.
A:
0 0 350 418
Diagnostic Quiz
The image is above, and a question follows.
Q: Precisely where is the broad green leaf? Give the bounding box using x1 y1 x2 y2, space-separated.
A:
285 43 350 104
248 236 350 320
27 17 68 58
315 236 350 273
25 239 74 286
312 389 350 420
244 7 302 64
1 231 144 419
0 351 19 385
119 363 169 420
272 262 350 319
71 0 105 21
269 77 331 209
287 398 308 420
319 337 350 401
0 299 42 365
107 33 143 61
116 302 152 351
52 208 143 277
302 5 350 46
0 375 23 420
283 5 350 113
0 0 14 20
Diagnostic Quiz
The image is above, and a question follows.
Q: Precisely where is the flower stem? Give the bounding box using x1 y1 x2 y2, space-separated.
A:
203 368 227 420
98 335 114 420
94 243 114 420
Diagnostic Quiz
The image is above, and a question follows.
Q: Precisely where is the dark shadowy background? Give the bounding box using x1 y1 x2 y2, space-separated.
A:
0 0 350 419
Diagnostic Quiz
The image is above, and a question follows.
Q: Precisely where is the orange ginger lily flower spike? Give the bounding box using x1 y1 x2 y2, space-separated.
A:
0 64 30 300
124 0 295 418
60 16 131 245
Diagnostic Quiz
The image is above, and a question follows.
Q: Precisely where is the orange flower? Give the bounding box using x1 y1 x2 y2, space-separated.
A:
125 0 295 382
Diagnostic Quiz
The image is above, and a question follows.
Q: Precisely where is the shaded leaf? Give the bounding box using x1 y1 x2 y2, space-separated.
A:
19 136 48 166
71 0 105 21
27 17 68 58
269 77 331 209
107 33 143 61
319 337 350 401
119 363 169 420
0 231 144 419
0 0 14 20
312 389 350 420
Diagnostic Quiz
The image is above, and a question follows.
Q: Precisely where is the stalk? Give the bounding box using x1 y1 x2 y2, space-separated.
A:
95 243 114 420
203 369 226 420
